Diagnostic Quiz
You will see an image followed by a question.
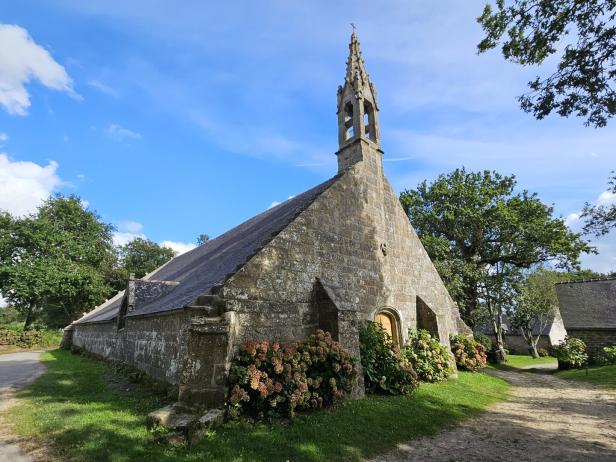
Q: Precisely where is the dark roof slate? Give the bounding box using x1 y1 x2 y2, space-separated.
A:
76 176 339 324
556 278 616 329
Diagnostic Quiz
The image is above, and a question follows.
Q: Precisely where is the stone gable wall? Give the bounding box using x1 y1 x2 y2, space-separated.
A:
221 142 466 356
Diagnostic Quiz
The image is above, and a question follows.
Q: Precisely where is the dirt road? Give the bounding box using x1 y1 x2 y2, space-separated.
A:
370 368 616 461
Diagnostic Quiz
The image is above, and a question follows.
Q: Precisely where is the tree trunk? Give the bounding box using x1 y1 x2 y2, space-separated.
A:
529 343 539 358
522 328 539 358
488 302 507 363
23 303 35 330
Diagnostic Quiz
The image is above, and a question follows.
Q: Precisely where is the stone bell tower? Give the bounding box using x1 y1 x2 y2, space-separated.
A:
336 31 383 174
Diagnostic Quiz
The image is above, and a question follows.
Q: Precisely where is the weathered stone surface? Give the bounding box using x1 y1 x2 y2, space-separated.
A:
147 404 196 430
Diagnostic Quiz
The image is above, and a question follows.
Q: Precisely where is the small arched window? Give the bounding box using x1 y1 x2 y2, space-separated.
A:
375 309 401 347
344 101 354 140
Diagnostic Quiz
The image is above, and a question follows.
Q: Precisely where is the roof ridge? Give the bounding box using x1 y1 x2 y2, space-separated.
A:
555 276 616 285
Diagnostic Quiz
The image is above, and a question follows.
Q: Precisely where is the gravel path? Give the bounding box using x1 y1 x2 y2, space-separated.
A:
0 351 47 462
370 368 616 462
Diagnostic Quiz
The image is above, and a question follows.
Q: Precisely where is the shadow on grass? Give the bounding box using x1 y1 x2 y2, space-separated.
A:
9 350 509 462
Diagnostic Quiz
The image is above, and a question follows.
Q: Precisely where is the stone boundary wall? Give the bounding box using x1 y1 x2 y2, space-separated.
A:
71 310 192 385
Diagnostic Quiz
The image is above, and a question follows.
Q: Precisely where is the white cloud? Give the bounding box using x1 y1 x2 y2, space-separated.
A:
113 221 195 256
112 231 146 247
105 123 142 142
0 24 78 115
118 220 144 233
597 190 616 206
87 79 119 98
267 195 295 210
160 240 196 255
564 213 581 228
0 132 8 142
0 153 62 216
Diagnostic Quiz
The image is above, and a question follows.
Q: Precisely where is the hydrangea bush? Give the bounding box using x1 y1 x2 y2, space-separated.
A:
359 321 418 396
449 334 488 372
552 337 588 369
227 330 356 420
403 329 453 382
594 345 616 366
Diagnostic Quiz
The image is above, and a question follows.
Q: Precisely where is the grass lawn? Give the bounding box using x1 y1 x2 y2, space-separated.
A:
4 350 509 462
504 354 557 369
557 364 616 390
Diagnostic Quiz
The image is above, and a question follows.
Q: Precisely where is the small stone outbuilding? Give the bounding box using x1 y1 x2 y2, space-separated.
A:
478 313 567 354
64 33 469 409
556 278 616 358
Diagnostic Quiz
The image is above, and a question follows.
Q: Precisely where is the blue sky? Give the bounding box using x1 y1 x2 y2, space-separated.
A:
0 1 614 270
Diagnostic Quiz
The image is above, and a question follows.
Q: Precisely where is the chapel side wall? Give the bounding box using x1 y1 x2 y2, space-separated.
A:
71 310 192 385
222 161 466 348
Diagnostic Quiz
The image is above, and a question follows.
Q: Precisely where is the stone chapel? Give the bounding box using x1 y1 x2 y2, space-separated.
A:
64 32 470 408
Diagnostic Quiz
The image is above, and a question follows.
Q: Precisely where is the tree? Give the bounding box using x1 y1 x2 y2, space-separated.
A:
0 195 116 329
400 168 592 360
477 0 616 127
509 269 561 358
582 172 616 236
197 233 210 245
115 238 176 283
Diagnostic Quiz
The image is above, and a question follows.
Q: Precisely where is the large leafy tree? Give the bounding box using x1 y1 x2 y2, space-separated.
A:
118 238 175 279
478 0 616 127
0 195 116 329
582 172 616 236
400 169 592 360
106 238 176 291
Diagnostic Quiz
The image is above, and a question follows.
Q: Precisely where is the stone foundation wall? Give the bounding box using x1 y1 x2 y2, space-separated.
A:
71 310 192 385
566 328 616 358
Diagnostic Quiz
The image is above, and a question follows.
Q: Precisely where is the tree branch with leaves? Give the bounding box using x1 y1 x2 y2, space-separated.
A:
478 0 616 127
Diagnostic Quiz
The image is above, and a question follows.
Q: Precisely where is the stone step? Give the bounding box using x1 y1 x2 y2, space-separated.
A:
147 403 225 446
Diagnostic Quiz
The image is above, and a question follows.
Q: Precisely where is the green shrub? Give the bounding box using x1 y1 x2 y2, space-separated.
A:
228 330 356 420
537 348 550 357
0 325 63 349
595 346 616 366
359 321 418 396
450 334 487 372
403 329 453 383
552 337 588 369
473 332 493 352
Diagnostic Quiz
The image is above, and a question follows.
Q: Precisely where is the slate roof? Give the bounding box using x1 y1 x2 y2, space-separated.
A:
555 278 616 329
76 176 339 324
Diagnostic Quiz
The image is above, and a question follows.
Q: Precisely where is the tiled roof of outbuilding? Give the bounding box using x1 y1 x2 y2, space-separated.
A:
76 175 340 324
555 278 616 329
